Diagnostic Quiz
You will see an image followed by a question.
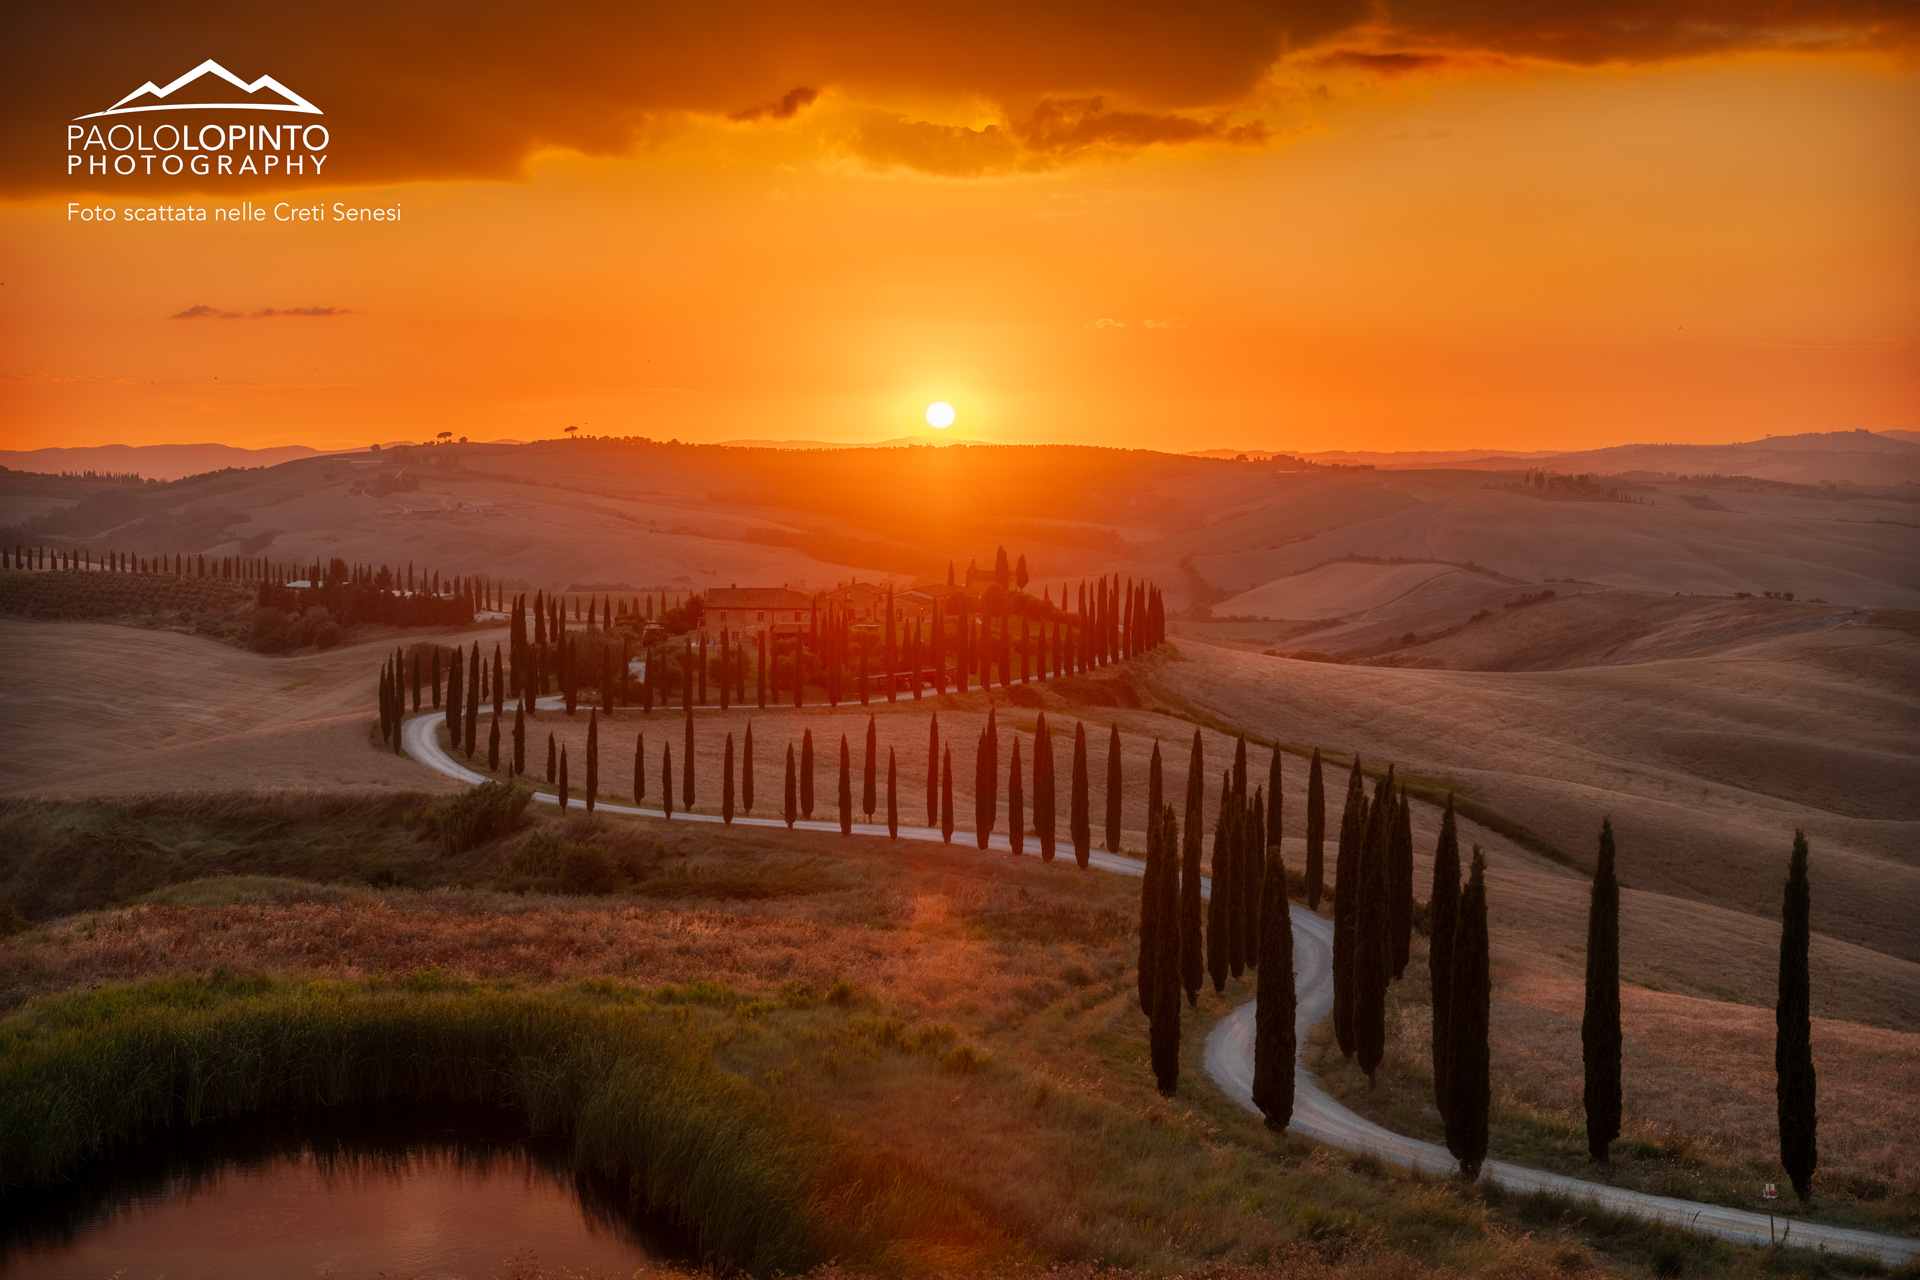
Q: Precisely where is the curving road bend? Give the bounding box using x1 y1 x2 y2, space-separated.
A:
399 709 1917 1267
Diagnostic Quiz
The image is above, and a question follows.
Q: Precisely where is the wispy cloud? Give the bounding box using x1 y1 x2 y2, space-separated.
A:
730 87 819 122
170 305 359 320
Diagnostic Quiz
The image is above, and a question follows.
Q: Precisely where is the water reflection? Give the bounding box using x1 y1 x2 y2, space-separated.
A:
0 1104 678 1279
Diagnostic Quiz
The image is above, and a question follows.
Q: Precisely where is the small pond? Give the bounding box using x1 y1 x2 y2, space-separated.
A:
0 1105 677 1280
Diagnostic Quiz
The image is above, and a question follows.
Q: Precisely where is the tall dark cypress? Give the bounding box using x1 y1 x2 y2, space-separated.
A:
585 708 599 813
1777 830 1818 1202
1207 774 1233 992
783 743 797 828
886 747 898 839
1243 789 1266 968
465 645 480 758
1429 795 1461 1116
1252 843 1297 1131
1444 847 1491 1179
742 720 754 813
1070 722 1091 868
1355 773 1394 1081
801 728 815 819
1232 736 1248 801
1034 713 1056 863
546 732 556 784
1104 724 1122 852
1138 800 1162 1016
1180 732 1205 1004
1009 738 1025 857
1267 745 1283 852
558 744 570 810
633 731 645 803
838 734 853 834
1306 749 1326 910
661 742 674 820
1583 817 1622 1163
445 648 463 748
512 705 525 776
723 733 736 825
974 728 994 850
926 713 940 827
1389 788 1414 979
1332 759 1365 1058
862 714 877 819
940 746 954 843
1146 804 1182 1097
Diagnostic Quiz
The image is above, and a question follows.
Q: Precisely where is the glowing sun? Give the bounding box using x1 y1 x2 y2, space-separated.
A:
925 401 955 429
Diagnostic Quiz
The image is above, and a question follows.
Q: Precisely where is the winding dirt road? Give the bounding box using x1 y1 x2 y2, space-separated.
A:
400 708 1917 1267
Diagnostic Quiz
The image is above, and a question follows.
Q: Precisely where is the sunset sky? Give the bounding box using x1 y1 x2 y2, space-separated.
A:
1 3 1915 454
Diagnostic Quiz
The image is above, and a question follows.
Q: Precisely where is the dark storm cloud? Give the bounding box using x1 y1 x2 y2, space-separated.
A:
5 0 1908 195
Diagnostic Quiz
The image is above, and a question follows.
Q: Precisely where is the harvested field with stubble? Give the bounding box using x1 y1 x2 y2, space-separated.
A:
1305 925 1920 1237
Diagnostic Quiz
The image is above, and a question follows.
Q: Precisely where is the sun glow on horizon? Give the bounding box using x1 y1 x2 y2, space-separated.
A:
925 402 955 429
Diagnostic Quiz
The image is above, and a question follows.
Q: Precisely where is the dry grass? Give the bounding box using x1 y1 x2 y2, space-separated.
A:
1304 930 1920 1236
0 803 1894 1278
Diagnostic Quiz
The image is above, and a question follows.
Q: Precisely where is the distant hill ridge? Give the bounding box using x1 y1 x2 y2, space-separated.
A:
6 429 1914 485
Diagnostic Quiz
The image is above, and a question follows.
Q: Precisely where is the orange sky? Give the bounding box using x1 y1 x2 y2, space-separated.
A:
1 5 1915 453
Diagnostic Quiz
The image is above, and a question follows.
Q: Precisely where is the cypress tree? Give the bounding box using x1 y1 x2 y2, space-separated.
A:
1180 732 1205 1005
1777 830 1817 1202
1138 798 1161 1016
722 732 736 824
1429 795 1461 1116
985 708 999 822
1355 773 1393 1082
546 732 556 784
1148 740 1163 816
783 743 797 828
1008 738 1025 857
489 711 501 772
1252 843 1297 1131
1104 724 1122 852
512 705 525 776
494 645 505 718
1444 847 1491 1179
1070 721 1091 868
940 746 955 843
445 649 463 748
465 645 481 758
974 727 993 849
1306 749 1326 910
661 742 674 819
633 732 645 803
585 708 599 813
926 713 940 827
1267 745 1283 852
1390 788 1414 979
1244 789 1266 968
862 714 877 819
887 747 898 839
1232 735 1248 801
1147 805 1183 1097
801 728 815 820
558 745 570 810
1583 817 1622 1163
1207 774 1233 992
682 706 695 810
1034 713 1056 862
838 734 853 834
742 720 754 813
1332 759 1365 1058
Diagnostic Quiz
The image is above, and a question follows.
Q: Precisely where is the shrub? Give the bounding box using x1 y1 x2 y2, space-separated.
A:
424 781 532 855
494 829 636 896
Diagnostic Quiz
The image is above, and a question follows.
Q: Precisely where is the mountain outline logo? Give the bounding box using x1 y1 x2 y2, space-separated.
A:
76 59 322 121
